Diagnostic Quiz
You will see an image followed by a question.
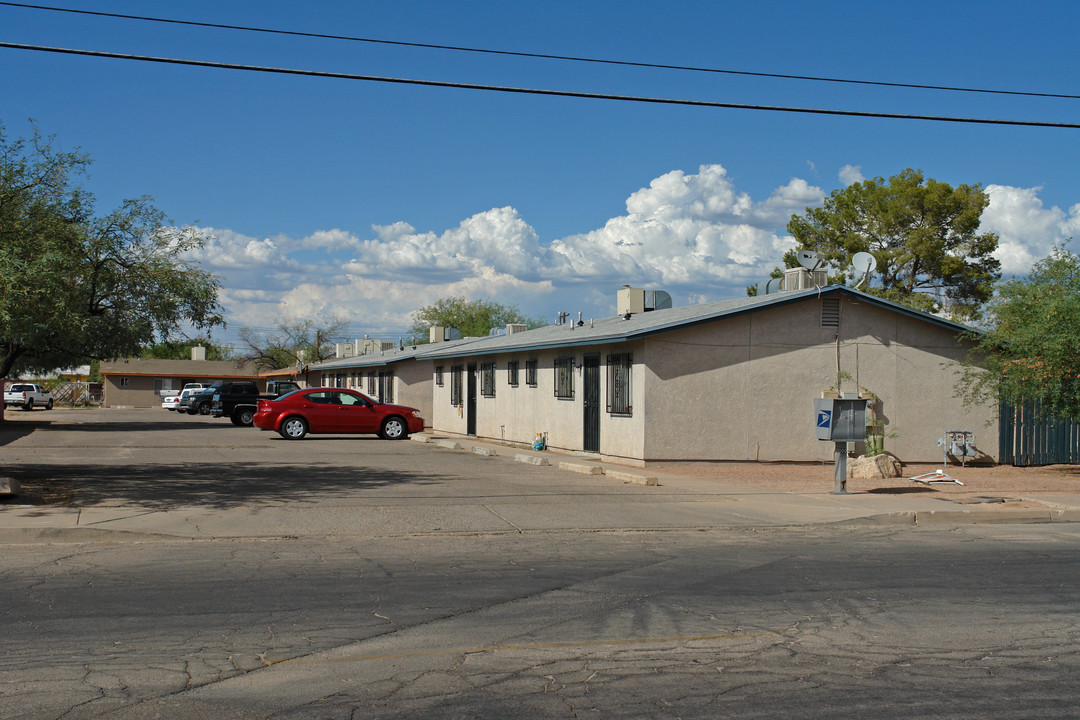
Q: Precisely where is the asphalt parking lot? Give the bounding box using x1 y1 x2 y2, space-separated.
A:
4 407 1080 540
5 409 1080 720
1 407 744 538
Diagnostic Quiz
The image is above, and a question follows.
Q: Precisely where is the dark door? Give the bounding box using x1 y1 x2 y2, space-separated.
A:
583 355 600 452
466 363 477 436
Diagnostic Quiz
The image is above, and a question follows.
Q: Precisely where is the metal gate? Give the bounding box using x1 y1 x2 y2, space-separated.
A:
583 355 600 453
999 401 1080 466
466 363 477 436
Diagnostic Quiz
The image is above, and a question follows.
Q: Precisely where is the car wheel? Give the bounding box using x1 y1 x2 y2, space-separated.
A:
380 416 408 440
236 408 255 427
24 399 33 411
279 416 308 440
45 399 53 410
198 402 211 416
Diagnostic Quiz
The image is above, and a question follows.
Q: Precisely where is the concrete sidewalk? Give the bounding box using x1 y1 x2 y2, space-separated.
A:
4 431 1079 542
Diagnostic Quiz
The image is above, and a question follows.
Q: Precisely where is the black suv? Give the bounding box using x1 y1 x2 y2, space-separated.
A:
211 380 300 426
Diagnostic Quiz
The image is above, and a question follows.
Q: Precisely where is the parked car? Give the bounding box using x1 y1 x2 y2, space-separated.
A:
253 387 424 440
210 380 301 426
180 384 222 415
162 387 201 411
4 383 54 411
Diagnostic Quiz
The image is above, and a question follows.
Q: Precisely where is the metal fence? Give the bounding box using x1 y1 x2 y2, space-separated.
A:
999 400 1080 466
49 382 103 407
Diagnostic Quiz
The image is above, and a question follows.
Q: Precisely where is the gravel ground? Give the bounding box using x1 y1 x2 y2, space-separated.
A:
654 460 1080 501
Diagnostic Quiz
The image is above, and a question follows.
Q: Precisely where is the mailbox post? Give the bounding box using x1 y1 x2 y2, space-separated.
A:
814 397 869 494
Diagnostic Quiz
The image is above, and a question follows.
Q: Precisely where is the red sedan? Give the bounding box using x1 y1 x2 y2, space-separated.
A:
253 388 425 440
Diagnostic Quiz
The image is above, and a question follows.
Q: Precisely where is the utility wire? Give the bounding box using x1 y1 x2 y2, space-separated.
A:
1 0 1077 101
3 42 1077 129
2 42 1078 129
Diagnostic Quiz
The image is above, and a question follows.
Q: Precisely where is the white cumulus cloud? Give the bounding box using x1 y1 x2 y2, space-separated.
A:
839 165 865 186
548 165 822 292
981 185 1080 275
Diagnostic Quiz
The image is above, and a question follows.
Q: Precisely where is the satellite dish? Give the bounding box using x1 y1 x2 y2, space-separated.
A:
851 252 877 289
796 251 823 271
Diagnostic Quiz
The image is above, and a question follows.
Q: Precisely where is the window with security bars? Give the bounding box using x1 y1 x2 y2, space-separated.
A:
435 366 444 386
367 373 376 394
481 362 496 397
606 353 632 415
525 359 538 387
378 371 394 403
450 365 463 406
554 356 575 399
507 360 519 387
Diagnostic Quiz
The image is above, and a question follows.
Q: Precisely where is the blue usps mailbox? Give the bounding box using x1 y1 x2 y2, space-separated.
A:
814 397 869 493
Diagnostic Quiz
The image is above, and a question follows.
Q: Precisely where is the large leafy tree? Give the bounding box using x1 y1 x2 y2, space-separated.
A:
784 169 1000 322
237 317 347 370
0 120 223 379
140 336 234 361
956 245 1080 421
408 296 540 343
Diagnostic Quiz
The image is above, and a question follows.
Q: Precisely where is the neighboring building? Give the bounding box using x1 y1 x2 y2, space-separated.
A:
98 357 262 408
420 285 996 466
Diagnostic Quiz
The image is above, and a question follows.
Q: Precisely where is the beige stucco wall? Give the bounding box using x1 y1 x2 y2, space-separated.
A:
102 373 228 408
317 362 433 427
392 361 434 428
641 296 997 463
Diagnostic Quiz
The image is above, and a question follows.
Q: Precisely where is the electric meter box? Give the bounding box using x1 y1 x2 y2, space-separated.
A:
814 397 868 443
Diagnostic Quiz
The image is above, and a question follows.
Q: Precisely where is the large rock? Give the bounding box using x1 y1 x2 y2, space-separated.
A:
847 454 902 480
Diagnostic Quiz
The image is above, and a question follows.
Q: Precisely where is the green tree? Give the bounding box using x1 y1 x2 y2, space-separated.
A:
140 337 234 361
956 245 1080 421
0 120 223 380
408 297 540 343
237 317 347 370
782 169 1000 321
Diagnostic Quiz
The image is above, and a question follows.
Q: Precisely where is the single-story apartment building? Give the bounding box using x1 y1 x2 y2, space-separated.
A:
307 336 488 428
99 357 267 408
418 284 996 466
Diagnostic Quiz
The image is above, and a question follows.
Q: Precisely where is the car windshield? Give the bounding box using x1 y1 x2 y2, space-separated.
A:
11 385 33 391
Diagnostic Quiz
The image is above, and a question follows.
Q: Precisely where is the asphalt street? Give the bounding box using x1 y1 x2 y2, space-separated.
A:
2 409 1080 719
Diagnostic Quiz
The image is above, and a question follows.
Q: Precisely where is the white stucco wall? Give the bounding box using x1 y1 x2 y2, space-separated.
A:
429 344 647 461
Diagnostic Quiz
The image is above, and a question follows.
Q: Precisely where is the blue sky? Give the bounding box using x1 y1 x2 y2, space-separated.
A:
3 1 1079 348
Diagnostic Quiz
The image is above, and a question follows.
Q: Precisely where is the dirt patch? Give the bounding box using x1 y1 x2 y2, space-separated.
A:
653 461 1080 501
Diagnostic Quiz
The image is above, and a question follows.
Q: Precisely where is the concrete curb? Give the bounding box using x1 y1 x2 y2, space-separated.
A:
838 508 1080 527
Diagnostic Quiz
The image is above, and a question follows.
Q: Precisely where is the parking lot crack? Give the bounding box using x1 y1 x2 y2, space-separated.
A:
483 504 523 533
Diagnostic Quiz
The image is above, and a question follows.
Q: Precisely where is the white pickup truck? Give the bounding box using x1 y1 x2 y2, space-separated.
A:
3 383 54 411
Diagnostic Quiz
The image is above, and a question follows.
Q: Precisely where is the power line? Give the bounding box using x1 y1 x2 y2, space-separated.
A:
2 41 1078 129
1 0 1077 101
